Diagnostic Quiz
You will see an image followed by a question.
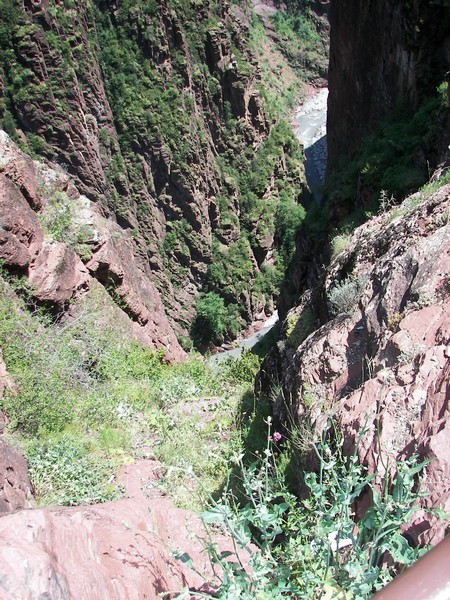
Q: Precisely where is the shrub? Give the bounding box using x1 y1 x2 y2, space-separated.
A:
173 423 428 599
275 200 306 268
221 349 262 385
286 306 316 348
191 292 239 349
328 275 367 318
330 232 351 261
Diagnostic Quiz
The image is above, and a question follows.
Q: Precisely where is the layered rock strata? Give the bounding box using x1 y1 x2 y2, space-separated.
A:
0 0 305 337
262 185 450 545
0 130 184 361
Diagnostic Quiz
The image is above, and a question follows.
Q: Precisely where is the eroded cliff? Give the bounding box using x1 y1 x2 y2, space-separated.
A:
0 0 312 347
261 183 450 545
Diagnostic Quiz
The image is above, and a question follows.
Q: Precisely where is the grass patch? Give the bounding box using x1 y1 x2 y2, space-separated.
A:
0 278 254 508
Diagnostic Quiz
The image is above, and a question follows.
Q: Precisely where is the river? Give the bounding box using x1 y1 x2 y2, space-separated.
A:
294 87 328 203
210 89 328 362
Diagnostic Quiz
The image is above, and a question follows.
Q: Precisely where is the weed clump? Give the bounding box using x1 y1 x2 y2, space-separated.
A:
328 275 367 318
173 423 429 599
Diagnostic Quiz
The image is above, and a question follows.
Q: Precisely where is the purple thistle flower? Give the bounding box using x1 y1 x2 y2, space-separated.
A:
271 431 283 443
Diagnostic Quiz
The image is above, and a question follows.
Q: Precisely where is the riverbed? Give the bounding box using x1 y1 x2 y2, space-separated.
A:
294 87 328 202
209 311 279 363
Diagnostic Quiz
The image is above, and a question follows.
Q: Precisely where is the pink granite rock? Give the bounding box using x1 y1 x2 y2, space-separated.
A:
0 460 250 599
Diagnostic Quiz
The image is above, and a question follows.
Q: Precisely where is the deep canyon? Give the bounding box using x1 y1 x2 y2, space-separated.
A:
0 0 449 598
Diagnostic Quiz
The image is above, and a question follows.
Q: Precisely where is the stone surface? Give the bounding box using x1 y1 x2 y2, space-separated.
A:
0 438 32 515
28 241 90 306
0 131 185 362
0 460 250 599
0 171 43 267
263 186 450 545
0 0 292 338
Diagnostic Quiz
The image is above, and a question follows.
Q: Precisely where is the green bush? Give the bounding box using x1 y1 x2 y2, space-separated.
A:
328 275 367 318
222 349 262 385
174 423 428 599
191 292 239 349
275 200 306 268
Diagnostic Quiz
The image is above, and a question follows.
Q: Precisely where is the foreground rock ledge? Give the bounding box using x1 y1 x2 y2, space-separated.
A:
0 460 243 600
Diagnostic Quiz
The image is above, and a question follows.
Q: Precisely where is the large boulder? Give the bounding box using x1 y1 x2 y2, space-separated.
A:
0 460 250 599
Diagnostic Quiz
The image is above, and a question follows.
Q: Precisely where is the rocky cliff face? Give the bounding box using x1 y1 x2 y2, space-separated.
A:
0 0 307 343
0 130 185 360
261 185 450 545
327 0 450 173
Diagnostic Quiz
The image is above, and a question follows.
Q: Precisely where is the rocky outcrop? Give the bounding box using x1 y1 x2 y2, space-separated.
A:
0 353 32 514
0 459 250 599
0 130 185 361
327 0 450 172
263 185 450 545
0 438 32 515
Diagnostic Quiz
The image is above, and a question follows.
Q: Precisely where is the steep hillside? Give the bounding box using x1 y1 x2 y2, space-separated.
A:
0 0 320 348
260 181 450 546
0 130 184 359
257 0 450 554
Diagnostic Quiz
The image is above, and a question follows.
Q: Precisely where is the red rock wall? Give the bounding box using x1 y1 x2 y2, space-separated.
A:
0 130 185 361
263 186 450 545
0 0 287 338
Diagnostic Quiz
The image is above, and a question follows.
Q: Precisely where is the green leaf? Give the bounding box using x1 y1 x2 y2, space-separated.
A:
173 551 193 568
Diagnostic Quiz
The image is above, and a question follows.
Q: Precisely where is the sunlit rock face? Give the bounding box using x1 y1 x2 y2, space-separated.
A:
1 0 305 339
261 185 450 545
0 460 248 599
0 131 185 361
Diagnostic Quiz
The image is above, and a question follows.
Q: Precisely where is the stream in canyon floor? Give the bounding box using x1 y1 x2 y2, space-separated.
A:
294 87 328 203
210 89 328 362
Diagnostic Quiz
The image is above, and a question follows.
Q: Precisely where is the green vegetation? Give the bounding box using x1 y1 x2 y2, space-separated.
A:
0 0 318 348
327 82 450 223
270 1 329 83
328 274 367 318
286 306 316 348
197 119 306 348
174 422 429 599
0 275 431 596
39 191 94 261
0 279 253 507
191 291 239 348
330 231 351 261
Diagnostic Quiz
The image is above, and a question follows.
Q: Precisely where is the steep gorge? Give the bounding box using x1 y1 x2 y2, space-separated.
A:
0 0 319 351
1 0 450 597
262 0 450 549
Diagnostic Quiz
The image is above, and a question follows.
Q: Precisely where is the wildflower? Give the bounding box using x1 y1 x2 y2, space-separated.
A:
269 431 283 443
